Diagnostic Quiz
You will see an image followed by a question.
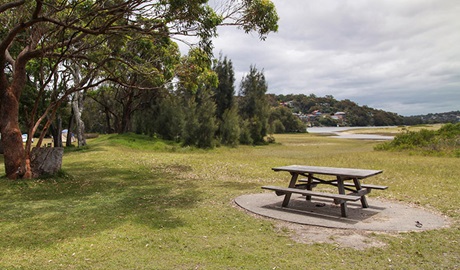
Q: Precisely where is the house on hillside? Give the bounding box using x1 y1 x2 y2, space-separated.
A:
280 100 295 108
331 112 346 126
332 112 346 120
293 112 308 122
305 110 322 121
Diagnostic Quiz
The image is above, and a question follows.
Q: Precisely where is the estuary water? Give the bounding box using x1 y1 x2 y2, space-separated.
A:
307 126 395 140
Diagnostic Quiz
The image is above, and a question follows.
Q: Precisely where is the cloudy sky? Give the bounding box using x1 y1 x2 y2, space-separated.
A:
209 0 460 116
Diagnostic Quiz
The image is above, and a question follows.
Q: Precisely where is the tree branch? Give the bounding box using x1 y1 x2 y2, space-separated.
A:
0 0 25 14
4 49 15 69
32 0 43 19
0 17 47 54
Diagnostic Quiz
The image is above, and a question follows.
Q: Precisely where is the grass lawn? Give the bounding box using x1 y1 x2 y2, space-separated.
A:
0 133 458 269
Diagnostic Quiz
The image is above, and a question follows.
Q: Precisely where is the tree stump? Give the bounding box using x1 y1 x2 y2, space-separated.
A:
30 147 64 178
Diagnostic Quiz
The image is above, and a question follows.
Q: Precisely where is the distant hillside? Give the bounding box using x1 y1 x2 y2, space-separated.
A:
268 94 458 127
404 111 460 125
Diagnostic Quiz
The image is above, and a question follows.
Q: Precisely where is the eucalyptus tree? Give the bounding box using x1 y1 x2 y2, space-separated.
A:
0 0 278 179
89 34 180 134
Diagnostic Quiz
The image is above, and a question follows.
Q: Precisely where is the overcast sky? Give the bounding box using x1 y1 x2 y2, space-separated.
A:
208 0 460 116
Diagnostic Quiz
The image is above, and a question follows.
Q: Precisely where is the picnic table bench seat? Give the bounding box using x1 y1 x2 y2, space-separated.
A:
261 185 361 204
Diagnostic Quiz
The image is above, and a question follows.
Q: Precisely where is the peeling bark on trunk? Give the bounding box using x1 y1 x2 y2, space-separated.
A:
1 34 38 178
67 63 87 145
0 89 29 179
1 127 27 179
72 91 86 147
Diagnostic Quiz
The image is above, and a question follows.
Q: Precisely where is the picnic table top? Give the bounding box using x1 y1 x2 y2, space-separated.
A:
272 165 383 178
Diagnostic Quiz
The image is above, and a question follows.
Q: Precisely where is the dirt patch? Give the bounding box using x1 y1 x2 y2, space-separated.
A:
274 221 388 250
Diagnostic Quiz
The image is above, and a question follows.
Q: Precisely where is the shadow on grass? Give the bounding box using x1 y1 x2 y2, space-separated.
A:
217 181 261 190
63 144 108 154
0 159 202 250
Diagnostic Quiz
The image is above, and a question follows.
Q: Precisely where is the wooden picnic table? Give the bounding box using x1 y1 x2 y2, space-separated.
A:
262 165 387 217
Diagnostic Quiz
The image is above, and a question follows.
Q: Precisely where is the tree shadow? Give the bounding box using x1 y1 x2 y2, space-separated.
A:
0 159 202 250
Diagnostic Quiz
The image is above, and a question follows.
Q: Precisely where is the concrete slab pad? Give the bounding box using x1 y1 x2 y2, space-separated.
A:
235 193 450 232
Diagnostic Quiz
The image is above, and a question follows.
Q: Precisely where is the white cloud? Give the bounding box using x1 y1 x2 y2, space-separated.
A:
209 0 460 116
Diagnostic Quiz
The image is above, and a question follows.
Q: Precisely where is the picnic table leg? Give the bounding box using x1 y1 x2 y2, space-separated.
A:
337 176 348 217
305 174 313 201
282 173 299 207
353 178 369 208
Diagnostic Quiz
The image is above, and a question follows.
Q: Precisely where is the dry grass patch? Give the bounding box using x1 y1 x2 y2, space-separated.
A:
344 124 443 136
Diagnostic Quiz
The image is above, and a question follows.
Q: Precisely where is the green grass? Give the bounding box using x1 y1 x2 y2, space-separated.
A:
0 133 459 269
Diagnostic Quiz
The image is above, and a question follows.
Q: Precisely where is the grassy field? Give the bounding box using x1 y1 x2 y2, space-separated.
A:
0 133 459 269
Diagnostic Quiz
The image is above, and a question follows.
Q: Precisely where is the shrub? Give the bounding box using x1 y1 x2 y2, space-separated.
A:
375 123 460 157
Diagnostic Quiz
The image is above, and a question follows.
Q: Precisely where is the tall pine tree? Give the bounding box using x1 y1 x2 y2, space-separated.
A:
212 55 236 120
239 65 270 145
212 55 241 146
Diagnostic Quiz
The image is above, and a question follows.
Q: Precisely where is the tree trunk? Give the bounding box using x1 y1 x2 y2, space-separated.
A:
72 91 86 146
120 90 134 133
67 63 87 145
0 89 29 179
66 108 74 147
0 41 39 178
104 107 113 133
121 111 132 133
51 115 63 148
